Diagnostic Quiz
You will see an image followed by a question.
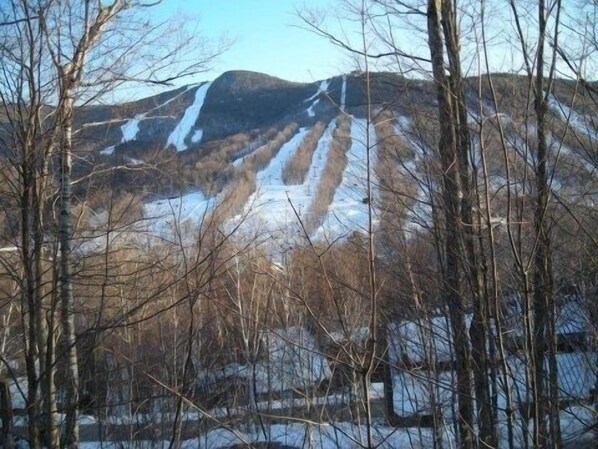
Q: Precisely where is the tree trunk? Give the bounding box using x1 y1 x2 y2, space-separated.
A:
0 378 14 449
531 2 557 448
60 83 80 449
426 1 475 448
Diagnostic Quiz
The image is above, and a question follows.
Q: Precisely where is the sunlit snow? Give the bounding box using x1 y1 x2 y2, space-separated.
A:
305 79 330 117
313 118 378 241
548 94 598 140
120 116 141 143
166 82 212 151
340 75 347 111
227 122 337 252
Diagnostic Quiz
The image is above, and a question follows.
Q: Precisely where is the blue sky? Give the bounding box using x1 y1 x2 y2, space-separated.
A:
149 0 350 84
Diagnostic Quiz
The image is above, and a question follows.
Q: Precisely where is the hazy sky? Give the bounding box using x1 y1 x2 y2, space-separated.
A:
149 0 351 84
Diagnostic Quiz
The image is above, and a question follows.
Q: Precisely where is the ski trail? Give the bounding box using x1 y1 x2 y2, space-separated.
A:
306 99 320 118
313 118 378 241
166 82 212 151
304 79 330 103
119 84 197 144
340 75 347 111
143 192 211 239
548 94 598 141
305 79 330 117
227 122 337 250
100 145 115 156
255 128 310 187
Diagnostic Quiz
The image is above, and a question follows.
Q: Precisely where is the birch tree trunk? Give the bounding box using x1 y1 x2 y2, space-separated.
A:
59 77 80 449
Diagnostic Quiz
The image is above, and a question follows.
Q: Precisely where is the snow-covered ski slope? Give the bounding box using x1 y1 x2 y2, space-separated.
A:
143 191 212 239
305 79 330 117
548 94 598 141
144 117 380 249
227 126 326 247
166 82 212 151
340 75 347 111
314 118 378 241
118 84 198 145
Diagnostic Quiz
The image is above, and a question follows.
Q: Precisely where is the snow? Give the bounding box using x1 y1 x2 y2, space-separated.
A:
166 82 212 151
548 133 595 174
198 327 331 396
306 98 320 117
191 128 204 143
305 79 330 117
120 116 141 143
387 314 474 365
143 191 213 238
30 410 598 448
304 79 330 103
227 124 334 251
386 305 595 446
259 326 332 393
340 75 347 111
392 116 433 232
126 157 143 165
100 145 115 156
393 370 457 420
8 377 27 409
313 118 378 241
503 352 596 402
111 84 200 147
153 423 439 449
548 94 598 141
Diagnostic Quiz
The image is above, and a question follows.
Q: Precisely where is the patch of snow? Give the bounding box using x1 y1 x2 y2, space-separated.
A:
115 84 198 146
191 128 204 143
8 377 27 409
100 145 115 156
126 157 143 165
307 98 320 117
166 82 212 151
304 79 331 103
120 116 141 143
391 116 434 233
548 133 595 174
197 326 331 396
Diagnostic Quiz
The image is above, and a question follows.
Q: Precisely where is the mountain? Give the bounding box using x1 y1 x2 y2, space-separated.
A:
55 71 598 251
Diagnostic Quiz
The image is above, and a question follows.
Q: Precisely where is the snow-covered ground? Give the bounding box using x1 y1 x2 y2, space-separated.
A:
391 115 434 233
548 94 598 141
166 82 212 151
305 79 330 117
100 145 115 156
340 75 347 111
78 423 440 449
143 191 213 239
94 84 199 161
120 116 141 143
119 84 198 145
226 122 335 253
75 403 594 448
313 118 378 241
